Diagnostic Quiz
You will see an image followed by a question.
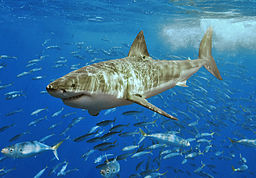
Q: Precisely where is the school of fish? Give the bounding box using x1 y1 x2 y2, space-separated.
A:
0 25 255 178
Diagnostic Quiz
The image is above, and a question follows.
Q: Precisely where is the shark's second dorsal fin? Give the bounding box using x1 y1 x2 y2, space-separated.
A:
128 31 150 58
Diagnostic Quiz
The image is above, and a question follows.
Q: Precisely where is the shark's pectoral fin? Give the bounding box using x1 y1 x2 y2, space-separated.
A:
176 80 188 87
127 94 178 120
88 109 100 116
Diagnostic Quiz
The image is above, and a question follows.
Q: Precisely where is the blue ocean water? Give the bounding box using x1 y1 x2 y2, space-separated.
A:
0 0 256 177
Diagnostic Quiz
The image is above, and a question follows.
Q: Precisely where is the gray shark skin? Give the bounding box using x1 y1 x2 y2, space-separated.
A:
46 27 222 120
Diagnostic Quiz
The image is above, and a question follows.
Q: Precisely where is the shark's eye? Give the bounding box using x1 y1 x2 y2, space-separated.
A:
71 83 76 88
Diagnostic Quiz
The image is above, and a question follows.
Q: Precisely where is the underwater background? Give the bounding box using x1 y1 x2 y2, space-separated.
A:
0 0 256 177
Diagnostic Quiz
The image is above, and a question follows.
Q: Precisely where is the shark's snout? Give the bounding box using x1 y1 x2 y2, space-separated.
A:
46 84 66 98
46 84 55 92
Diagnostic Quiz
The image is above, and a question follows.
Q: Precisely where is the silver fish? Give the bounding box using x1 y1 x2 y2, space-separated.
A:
46 28 222 120
1 140 63 160
100 158 120 178
34 166 48 178
139 128 190 147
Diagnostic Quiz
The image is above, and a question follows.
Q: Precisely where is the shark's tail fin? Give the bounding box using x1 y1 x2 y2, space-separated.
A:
199 27 222 80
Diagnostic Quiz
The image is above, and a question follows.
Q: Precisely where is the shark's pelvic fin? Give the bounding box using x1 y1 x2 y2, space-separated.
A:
127 94 178 120
199 27 222 80
128 31 150 58
176 80 188 87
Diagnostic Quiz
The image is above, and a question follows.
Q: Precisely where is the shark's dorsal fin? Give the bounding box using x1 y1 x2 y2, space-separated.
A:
128 31 150 58
127 94 178 120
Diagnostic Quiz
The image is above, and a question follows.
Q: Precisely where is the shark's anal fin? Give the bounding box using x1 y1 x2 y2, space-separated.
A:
127 94 178 120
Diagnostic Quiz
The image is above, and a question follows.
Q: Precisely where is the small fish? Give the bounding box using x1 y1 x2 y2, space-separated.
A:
81 149 95 161
100 157 120 178
28 59 41 63
181 159 187 164
197 132 215 138
197 138 211 144
9 131 30 142
62 112 76 118
188 120 198 127
17 71 31 77
5 109 23 117
0 83 12 90
51 107 64 117
136 160 144 171
116 151 135 161
45 45 61 50
48 161 66 175
32 76 43 80
5 91 24 100
34 166 48 178
94 154 114 164
31 67 43 71
139 128 190 147
96 118 116 127
144 171 168 178
57 161 68 176
194 161 205 173
185 151 203 159
39 134 55 142
86 136 102 143
122 110 142 116
73 132 97 142
0 124 15 133
0 167 16 176
131 151 153 158
228 137 256 148
122 145 139 151
119 131 139 137
48 123 59 130
232 164 248 172
109 124 129 132
0 55 17 59
56 59 67 64
147 143 167 150
163 152 182 159
89 125 100 133
240 153 247 163
101 131 121 140
1 140 63 160
59 168 79 176
104 108 116 115
94 141 117 150
28 116 47 127
30 108 47 116
133 120 157 127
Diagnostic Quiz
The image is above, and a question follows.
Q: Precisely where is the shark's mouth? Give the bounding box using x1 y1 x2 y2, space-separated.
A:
62 94 87 101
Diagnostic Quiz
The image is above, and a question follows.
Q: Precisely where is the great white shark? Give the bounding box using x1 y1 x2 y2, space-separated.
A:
46 27 222 120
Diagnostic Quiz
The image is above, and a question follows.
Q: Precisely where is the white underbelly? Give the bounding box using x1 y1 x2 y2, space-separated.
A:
63 93 132 111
